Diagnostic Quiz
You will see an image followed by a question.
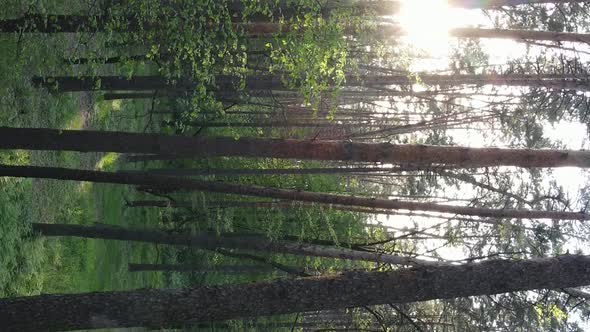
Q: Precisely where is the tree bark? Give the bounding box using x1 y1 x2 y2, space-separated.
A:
126 199 283 208
449 0 589 8
246 22 590 47
102 92 156 100
372 25 590 45
450 27 590 44
124 199 455 219
2 164 589 220
172 120 382 129
32 223 435 266
128 263 274 273
32 73 590 92
2 255 590 331
1 127 590 168
0 1 401 34
0 14 108 33
125 166 414 176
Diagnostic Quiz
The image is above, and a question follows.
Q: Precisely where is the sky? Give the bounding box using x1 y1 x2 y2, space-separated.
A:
323 1 590 329
370 1 590 326
373 0 590 265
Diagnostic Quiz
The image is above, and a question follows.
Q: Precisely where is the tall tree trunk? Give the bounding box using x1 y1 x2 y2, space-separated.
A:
125 166 415 176
449 0 589 8
32 223 435 266
32 73 589 93
2 255 590 331
170 120 383 129
126 199 283 209
2 164 589 220
0 1 401 33
246 22 590 46
1 127 590 168
125 199 458 220
450 27 590 43
102 92 156 100
32 75 287 92
0 15 108 33
230 0 402 20
128 263 274 273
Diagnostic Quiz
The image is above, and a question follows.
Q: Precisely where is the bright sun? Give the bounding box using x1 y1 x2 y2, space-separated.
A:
397 0 454 55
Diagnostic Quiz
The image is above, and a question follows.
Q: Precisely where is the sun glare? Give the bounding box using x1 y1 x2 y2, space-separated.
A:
397 0 454 55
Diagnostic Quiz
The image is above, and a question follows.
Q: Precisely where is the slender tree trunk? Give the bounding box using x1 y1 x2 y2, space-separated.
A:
128 263 274 273
102 92 156 100
2 164 589 220
246 22 590 46
436 170 531 205
2 255 590 331
563 288 590 301
0 1 400 33
0 15 108 33
378 24 590 45
32 75 287 92
449 0 589 8
450 27 590 43
125 199 413 216
32 223 435 266
125 199 452 219
126 166 415 176
1 127 590 168
171 120 381 129
216 248 308 277
126 199 284 209
32 73 589 93
63 55 148 65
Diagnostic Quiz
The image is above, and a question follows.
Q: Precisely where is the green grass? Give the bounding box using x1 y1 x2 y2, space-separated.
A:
0 1 166 299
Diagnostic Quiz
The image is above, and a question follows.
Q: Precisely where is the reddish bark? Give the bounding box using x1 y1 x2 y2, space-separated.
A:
1 127 589 168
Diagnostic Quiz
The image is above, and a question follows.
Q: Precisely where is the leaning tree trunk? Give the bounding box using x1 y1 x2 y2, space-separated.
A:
1 255 590 331
1 127 590 168
32 223 435 266
2 164 589 220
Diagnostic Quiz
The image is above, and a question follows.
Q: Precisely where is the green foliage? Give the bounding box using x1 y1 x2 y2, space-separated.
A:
267 10 348 109
0 176 43 297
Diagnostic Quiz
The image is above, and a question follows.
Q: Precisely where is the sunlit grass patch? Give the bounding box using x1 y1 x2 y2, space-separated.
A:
95 152 119 171
111 99 123 112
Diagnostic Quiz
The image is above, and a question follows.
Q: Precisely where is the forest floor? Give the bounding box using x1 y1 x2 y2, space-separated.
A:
0 24 167 303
